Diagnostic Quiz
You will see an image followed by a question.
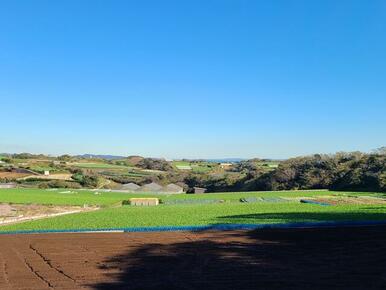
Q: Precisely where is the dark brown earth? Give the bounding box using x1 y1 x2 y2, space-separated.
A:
1 226 386 290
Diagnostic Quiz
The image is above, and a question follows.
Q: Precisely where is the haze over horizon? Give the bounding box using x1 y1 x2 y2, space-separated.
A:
1 0 385 159
0 148 383 161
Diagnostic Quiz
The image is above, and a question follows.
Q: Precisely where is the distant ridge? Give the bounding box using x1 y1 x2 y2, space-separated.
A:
76 154 126 160
204 158 245 163
174 158 245 163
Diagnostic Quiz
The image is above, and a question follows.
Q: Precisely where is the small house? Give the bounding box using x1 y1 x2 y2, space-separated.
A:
44 170 50 176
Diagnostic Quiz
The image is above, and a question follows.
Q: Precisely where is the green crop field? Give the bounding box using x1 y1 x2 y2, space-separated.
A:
0 188 384 207
0 188 333 206
1 202 386 232
0 188 385 233
71 162 130 169
173 161 191 167
0 188 149 206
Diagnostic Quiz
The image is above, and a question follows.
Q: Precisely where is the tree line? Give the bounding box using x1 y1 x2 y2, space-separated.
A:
185 150 386 193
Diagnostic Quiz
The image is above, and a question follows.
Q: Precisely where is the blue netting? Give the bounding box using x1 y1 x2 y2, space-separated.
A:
162 199 222 205
240 197 288 203
261 197 288 203
2 220 386 235
300 199 331 206
240 197 262 203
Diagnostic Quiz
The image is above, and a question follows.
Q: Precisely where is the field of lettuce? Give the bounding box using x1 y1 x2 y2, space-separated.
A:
0 188 373 206
0 188 386 232
2 202 386 232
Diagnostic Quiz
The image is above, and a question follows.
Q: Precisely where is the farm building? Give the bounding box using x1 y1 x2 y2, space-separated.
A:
120 183 141 192
220 163 233 169
141 182 163 192
164 183 184 194
0 183 17 189
129 198 159 206
193 187 207 194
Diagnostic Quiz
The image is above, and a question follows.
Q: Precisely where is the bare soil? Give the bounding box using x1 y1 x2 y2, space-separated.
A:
0 204 95 225
21 174 74 181
0 172 30 179
287 195 386 205
314 196 386 205
0 226 386 289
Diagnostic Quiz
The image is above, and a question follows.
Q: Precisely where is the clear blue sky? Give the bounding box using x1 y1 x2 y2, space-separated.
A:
1 0 385 159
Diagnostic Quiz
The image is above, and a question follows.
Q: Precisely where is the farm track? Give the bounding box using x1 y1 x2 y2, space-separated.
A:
0 226 386 289
0 207 99 227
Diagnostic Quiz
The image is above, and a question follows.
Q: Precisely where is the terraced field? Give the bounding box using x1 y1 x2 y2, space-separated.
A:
71 162 130 169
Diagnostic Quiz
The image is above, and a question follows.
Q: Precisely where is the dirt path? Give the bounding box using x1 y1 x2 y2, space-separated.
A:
0 226 386 289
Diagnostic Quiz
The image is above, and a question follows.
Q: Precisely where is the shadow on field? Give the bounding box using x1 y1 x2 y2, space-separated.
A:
215 210 386 224
90 225 386 289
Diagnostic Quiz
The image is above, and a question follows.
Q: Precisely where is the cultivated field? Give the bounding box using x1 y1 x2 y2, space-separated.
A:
1 226 386 289
0 188 386 233
0 172 30 179
173 160 215 172
71 162 131 169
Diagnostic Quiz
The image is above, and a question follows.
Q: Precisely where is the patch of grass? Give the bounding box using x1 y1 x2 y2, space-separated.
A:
191 164 213 173
173 161 191 167
173 161 215 173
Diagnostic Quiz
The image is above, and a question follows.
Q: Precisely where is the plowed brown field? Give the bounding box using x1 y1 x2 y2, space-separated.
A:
0 226 386 289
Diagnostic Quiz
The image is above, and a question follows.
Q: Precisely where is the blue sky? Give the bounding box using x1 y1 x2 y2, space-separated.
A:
1 0 385 159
